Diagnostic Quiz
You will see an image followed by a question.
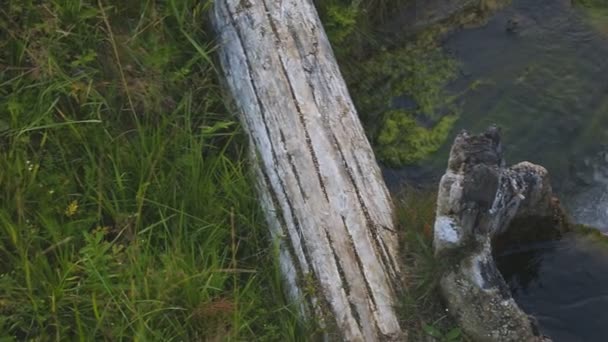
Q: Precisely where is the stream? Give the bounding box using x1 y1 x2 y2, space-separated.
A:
384 0 608 340
442 0 608 231
496 234 608 341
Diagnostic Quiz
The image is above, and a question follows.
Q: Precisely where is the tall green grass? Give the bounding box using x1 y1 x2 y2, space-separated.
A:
0 1 301 340
394 189 465 341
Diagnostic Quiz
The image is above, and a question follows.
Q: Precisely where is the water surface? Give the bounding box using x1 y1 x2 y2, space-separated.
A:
384 0 608 227
496 235 608 341
384 1 608 340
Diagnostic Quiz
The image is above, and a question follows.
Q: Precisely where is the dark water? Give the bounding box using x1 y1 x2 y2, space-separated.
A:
496 235 608 341
384 0 608 340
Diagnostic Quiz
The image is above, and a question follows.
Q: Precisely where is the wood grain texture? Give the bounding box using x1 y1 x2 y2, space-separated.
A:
211 1 405 340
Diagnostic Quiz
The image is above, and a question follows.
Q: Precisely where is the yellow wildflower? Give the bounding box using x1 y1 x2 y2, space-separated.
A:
65 200 79 217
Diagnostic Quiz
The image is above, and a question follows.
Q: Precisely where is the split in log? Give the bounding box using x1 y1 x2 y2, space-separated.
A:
211 0 406 340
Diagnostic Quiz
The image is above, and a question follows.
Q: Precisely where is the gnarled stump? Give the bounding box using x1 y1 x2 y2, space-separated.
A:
211 1 406 340
434 127 561 341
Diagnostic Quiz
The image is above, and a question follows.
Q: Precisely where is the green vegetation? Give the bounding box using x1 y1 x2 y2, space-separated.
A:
349 32 460 166
316 0 413 59
0 1 303 340
570 223 608 247
318 0 460 166
376 110 457 165
318 1 360 49
575 0 608 35
0 0 470 339
350 33 459 121
394 189 467 341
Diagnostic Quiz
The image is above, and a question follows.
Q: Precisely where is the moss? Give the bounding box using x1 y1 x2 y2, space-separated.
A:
317 1 463 166
315 0 370 59
575 0 608 35
376 110 458 166
570 223 608 246
349 35 458 116
346 36 459 165
315 0 417 59
321 2 360 47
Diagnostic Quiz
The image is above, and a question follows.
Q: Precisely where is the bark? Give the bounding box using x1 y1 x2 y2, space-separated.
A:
211 0 406 340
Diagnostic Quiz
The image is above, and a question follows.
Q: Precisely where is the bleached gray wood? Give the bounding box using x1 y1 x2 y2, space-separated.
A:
211 0 406 340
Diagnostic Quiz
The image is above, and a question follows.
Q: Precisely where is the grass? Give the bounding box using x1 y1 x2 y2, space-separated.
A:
0 1 304 340
393 189 468 342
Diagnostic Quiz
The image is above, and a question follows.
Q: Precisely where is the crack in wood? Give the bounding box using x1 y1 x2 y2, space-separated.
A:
213 1 405 339
259 166 315 313
330 130 400 285
279 129 308 201
222 0 320 305
339 215 379 314
261 0 330 204
323 229 364 334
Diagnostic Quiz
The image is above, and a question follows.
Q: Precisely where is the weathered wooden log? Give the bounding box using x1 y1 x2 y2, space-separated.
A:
211 0 406 340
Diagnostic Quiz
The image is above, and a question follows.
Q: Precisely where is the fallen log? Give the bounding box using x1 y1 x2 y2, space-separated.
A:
211 1 406 340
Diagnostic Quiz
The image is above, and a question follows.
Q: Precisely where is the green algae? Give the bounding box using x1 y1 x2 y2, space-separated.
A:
344 35 460 166
317 1 463 167
570 224 608 247
376 110 458 166
575 0 608 35
319 2 360 48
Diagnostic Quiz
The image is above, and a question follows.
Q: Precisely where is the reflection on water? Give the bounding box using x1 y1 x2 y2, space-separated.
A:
496 235 608 342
